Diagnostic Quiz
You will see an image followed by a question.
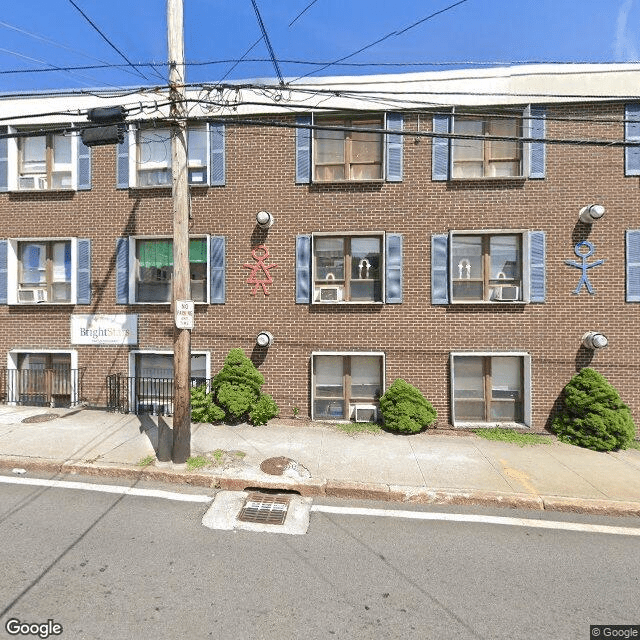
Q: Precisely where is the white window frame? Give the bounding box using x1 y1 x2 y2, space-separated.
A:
128 235 210 305
311 232 385 305
450 111 527 180
450 352 532 428
130 124 209 188
6 349 79 406
310 351 385 421
6 237 78 305
448 229 531 304
7 128 79 191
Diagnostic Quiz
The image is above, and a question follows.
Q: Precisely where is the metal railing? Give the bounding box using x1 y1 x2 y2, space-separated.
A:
0 368 84 408
107 374 209 415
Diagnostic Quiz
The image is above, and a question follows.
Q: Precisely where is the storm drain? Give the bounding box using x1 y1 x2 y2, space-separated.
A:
238 492 291 525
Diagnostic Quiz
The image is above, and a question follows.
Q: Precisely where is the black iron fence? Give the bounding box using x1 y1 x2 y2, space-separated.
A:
0 368 84 408
107 374 209 415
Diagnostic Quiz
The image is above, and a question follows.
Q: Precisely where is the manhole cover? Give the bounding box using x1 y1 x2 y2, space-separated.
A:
237 492 291 525
260 456 294 476
22 413 58 423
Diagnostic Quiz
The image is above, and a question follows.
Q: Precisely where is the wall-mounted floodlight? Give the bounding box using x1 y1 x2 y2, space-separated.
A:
582 331 608 349
579 204 605 224
256 331 274 347
256 211 274 229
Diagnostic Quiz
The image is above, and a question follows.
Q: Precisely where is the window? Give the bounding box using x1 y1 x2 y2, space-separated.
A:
313 234 383 303
136 125 208 187
1 237 91 305
431 231 546 305
451 353 531 426
134 237 208 303
312 353 384 421
313 116 383 182
18 133 73 189
451 233 522 302
452 116 522 179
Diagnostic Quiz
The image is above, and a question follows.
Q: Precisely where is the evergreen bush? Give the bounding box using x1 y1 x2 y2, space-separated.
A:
551 368 636 451
249 394 279 426
379 379 437 434
190 384 224 423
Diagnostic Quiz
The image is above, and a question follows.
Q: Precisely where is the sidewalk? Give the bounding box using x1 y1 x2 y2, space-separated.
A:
0 404 639 516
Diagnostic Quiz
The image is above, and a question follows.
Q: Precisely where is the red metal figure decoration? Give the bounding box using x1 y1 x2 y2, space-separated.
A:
243 245 278 295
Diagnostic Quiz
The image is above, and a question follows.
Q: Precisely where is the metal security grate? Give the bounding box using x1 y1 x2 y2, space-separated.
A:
237 493 291 525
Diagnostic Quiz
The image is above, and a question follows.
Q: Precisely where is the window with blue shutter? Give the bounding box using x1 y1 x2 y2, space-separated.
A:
625 104 640 177
528 231 546 302
209 123 225 186
0 127 8 192
296 116 312 184
527 106 546 179
385 113 403 182
432 114 451 181
431 234 450 304
77 137 92 190
295 234 311 303
385 234 403 303
76 239 91 304
115 238 129 303
626 230 640 301
116 131 129 189
0 240 7 304
209 235 225 303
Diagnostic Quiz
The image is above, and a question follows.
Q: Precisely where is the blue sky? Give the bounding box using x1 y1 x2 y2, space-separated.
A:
0 0 638 93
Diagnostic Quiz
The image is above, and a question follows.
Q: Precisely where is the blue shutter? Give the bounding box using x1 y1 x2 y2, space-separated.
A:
209 123 225 186
0 127 7 192
296 116 312 184
209 235 225 303
626 230 640 302
385 233 403 303
528 106 546 179
625 104 640 177
116 130 129 189
0 240 7 304
76 239 91 304
529 231 546 303
385 113 403 182
432 114 450 181
295 234 311 303
115 238 129 304
77 137 91 190
431 234 449 304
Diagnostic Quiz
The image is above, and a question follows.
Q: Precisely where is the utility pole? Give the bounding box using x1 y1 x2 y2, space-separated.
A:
167 0 191 464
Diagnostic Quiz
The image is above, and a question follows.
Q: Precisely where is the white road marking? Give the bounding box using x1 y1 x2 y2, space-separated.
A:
311 505 640 537
0 475 213 503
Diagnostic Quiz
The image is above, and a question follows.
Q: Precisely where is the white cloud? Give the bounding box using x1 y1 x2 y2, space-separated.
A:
615 0 639 60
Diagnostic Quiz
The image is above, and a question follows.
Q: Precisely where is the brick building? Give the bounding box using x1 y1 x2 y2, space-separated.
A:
0 63 639 433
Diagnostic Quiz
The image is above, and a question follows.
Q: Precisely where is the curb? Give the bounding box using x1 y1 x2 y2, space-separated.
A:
1 457 639 518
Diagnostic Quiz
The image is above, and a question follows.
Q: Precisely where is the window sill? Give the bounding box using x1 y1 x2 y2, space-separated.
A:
311 301 384 306
449 300 525 305
453 421 528 429
311 179 385 185
448 176 527 183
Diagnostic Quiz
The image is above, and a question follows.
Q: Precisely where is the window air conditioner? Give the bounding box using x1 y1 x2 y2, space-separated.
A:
315 285 344 302
496 285 520 301
18 288 48 303
19 175 47 190
351 404 378 423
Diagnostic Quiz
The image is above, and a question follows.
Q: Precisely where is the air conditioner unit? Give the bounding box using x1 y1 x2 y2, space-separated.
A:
315 285 344 302
351 404 378 423
492 285 519 301
18 288 48 303
19 175 47 190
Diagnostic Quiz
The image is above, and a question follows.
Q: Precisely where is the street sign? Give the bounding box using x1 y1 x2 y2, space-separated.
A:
175 299 194 329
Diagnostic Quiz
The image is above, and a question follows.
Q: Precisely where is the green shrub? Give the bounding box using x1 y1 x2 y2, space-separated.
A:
190 384 225 423
551 368 636 452
249 394 279 426
379 379 437 434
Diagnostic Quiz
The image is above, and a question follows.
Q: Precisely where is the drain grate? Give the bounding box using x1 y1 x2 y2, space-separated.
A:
237 492 291 525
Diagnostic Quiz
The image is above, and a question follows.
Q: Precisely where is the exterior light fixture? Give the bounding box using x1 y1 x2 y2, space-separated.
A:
256 211 274 229
582 331 608 349
256 331 274 347
579 204 605 224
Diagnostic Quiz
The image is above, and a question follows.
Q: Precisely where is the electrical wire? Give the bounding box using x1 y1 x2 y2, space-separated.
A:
288 0 321 27
250 0 284 86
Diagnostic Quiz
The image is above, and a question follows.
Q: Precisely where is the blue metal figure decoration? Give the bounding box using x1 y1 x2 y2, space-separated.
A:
565 241 605 295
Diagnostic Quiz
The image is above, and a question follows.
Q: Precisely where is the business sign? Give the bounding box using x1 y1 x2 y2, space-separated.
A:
71 314 138 345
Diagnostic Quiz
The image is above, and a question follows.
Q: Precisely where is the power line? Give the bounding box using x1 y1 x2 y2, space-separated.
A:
66 0 152 82
288 0 321 27
250 0 284 86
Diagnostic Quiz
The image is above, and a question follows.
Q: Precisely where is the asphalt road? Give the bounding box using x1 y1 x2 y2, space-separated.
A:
0 474 639 640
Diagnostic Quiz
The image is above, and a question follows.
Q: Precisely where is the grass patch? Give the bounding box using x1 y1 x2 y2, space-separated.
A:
333 421 382 435
628 440 640 451
136 455 155 467
186 455 209 471
473 427 552 447
212 449 225 463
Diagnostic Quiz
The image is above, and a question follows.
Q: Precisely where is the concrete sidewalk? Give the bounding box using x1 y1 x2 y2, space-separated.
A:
0 404 639 516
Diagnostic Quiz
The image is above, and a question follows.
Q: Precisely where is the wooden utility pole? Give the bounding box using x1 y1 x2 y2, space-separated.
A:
167 0 191 464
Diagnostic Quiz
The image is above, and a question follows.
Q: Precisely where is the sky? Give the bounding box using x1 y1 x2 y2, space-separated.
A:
0 0 639 94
